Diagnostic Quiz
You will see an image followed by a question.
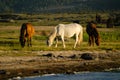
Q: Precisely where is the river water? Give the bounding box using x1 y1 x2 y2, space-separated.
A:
23 71 120 80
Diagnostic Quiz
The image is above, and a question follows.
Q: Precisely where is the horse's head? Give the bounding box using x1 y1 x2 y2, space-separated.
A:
19 36 26 47
46 29 57 47
46 37 53 47
95 36 100 46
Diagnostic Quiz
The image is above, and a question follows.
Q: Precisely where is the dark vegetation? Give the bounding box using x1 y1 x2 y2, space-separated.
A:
0 0 120 27
0 12 120 28
95 13 120 28
0 0 120 13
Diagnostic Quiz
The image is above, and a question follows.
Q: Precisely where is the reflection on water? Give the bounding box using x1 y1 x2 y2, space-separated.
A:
23 72 120 80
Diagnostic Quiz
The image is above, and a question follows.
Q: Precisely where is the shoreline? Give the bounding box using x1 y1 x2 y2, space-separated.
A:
0 50 120 79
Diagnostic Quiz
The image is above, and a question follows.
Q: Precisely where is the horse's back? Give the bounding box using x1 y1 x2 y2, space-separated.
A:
20 23 35 39
64 23 82 33
65 23 82 28
58 23 82 31
26 23 35 35
22 23 35 36
57 23 82 37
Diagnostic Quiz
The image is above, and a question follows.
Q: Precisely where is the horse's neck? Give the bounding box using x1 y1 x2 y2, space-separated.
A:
91 23 96 29
50 27 57 40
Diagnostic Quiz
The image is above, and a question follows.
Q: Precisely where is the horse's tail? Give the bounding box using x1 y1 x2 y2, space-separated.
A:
19 23 27 47
78 26 83 45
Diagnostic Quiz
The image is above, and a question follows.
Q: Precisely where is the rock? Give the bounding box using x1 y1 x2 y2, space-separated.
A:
0 70 6 74
81 53 93 60
67 54 77 59
33 70 40 74
42 53 55 57
57 55 64 58
65 70 75 74
12 76 21 80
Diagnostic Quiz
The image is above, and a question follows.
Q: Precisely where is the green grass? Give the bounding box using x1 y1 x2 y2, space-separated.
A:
0 26 120 51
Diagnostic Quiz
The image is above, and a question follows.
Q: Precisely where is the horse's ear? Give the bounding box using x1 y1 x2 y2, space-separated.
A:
91 21 97 24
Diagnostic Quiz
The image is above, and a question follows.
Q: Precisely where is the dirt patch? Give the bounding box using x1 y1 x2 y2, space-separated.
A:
0 50 120 79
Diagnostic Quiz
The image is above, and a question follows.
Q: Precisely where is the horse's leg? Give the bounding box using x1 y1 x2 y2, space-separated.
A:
89 36 92 46
27 37 31 47
24 37 26 47
61 36 65 48
27 37 29 47
92 36 94 46
74 34 78 48
55 37 58 47
30 37 32 47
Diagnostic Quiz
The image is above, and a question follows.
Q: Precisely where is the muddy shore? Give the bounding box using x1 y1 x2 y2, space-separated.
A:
0 50 120 79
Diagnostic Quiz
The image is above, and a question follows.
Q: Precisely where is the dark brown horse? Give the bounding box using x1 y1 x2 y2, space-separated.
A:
19 23 35 47
86 21 100 46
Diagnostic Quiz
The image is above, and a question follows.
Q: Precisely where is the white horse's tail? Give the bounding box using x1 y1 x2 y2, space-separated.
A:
78 27 83 45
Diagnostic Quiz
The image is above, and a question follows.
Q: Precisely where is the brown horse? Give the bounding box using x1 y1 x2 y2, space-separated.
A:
19 23 35 47
86 21 100 46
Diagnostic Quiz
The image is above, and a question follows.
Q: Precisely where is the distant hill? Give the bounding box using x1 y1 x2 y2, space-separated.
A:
0 0 120 13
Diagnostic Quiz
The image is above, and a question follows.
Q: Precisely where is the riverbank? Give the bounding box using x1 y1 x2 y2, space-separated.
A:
0 50 120 79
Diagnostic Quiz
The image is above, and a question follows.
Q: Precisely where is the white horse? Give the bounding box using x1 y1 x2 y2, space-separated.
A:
47 23 83 48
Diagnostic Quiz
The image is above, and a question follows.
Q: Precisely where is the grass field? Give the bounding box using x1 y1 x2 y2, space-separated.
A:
0 13 120 51
0 25 120 51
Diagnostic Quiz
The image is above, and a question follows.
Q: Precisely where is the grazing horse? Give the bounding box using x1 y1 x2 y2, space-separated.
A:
47 23 83 48
19 23 35 47
86 21 100 46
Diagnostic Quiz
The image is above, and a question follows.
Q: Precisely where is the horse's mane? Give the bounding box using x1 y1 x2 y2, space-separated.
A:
19 23 27 47
48 27 57 40
20 23 27 40
86 22 98 36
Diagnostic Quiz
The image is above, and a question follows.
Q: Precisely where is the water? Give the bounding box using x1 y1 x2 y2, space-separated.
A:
23 72 120 80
